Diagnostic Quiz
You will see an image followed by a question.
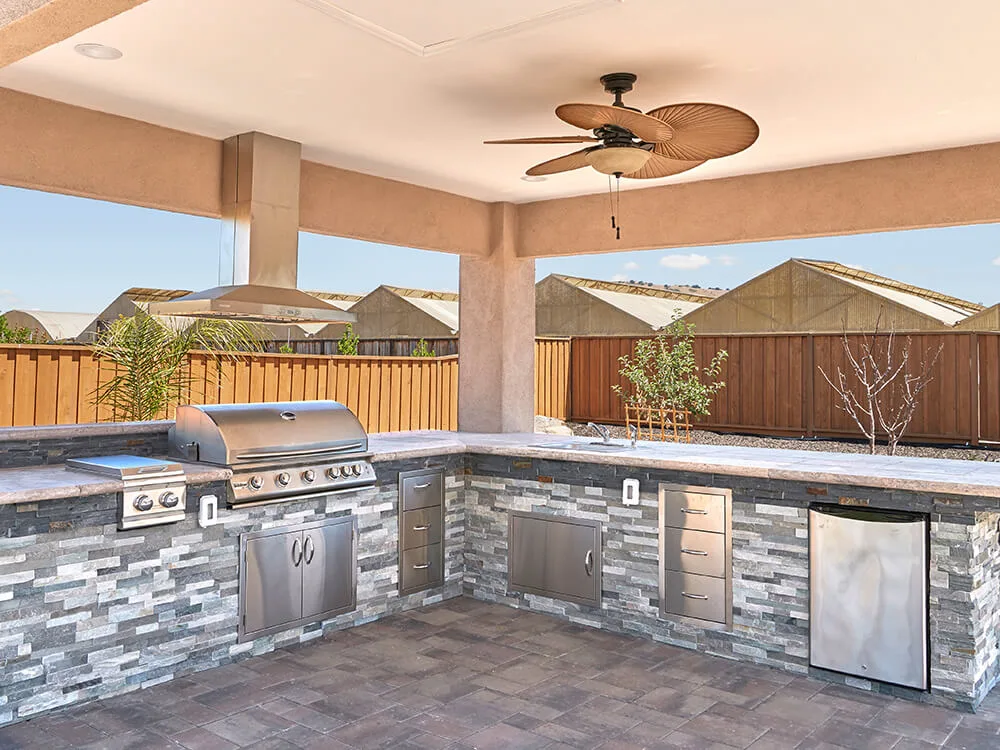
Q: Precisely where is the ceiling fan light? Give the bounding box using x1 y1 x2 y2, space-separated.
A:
585 145 651 175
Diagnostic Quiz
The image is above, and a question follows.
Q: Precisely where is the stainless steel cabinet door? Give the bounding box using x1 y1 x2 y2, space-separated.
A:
545 519 599 604
509 514 548 593
244 531 302 635
302 517 356 620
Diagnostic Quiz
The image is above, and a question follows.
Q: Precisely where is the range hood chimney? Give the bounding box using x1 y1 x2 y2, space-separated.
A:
150 132 355 324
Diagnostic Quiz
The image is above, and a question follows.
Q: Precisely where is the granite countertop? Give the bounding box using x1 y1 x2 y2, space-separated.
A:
370 430 1000 499
5 429 1000 506
0 462 231 506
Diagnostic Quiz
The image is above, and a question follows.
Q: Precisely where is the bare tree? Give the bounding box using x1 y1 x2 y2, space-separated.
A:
819 314 943 455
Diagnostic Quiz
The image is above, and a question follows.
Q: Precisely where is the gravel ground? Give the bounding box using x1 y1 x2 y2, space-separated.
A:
568 422 1000 462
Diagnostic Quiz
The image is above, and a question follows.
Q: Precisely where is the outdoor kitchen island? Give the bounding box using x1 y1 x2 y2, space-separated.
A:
2 428 1000 729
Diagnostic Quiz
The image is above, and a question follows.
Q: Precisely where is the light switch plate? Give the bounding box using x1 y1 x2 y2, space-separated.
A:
622 478 640 506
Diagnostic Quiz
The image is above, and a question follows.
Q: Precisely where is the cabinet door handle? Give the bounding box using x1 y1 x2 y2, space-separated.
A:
413 482 432 489
584 549 594 576
291 538 303 567
681 508 708 515
681 548 708 556
303 535 315 565
681 591 709 600
412 562 431 570
412 524 431 531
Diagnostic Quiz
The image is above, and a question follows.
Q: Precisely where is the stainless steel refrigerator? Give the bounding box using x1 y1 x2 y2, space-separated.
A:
809 505 928 690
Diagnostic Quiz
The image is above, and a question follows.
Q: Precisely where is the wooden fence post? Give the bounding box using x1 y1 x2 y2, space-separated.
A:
805 334 815 438
971 333 980 446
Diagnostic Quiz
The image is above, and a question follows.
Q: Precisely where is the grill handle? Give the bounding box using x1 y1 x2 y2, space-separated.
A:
235 443 366 461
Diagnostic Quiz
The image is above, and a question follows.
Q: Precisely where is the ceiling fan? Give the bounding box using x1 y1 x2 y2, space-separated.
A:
485 72 759 181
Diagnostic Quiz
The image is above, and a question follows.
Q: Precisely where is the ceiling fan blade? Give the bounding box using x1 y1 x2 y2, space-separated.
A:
646 103 759 160
525 148 594 176
555 103 674 143
623 153 705 179
484 136 599 144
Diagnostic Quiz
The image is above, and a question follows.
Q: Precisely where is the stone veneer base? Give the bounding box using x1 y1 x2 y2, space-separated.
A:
1 449 999 725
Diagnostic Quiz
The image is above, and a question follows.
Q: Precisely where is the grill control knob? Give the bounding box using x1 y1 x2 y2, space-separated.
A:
158 491 180 508
340 465 351 478
248 475 264 491
302 469 316 484
133 494 154 512
276 472 291 487
351 463 363 477
326 467 339 480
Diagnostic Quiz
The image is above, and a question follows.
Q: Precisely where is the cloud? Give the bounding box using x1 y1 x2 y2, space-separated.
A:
660 253 710 270
623 261 639 271
716 255 737 266
993 257 1000 267
611 274 629 282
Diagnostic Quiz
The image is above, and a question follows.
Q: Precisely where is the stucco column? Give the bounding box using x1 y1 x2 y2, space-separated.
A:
458 202 535 433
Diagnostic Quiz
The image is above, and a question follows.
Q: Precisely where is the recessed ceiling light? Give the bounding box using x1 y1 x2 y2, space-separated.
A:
521 175 546 182
74 43 123 60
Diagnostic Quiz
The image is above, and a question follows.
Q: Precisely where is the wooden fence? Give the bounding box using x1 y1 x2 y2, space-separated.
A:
564 333 1000 445
264 338 460 357
0 345 458 433
534 338 571 421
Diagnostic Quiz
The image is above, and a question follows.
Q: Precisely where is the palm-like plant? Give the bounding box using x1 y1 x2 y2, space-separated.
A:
93 311 264 422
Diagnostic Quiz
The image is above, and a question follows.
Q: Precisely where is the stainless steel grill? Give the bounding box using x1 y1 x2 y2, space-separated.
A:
169 401 376 505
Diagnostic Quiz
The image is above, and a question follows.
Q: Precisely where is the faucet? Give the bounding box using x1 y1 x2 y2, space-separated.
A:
628 424 638 449
587 422 611 444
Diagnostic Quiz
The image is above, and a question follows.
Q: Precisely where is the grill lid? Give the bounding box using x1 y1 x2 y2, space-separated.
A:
170 401 367 466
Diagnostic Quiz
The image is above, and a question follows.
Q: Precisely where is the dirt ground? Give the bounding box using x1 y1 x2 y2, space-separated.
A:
568 422 1000 462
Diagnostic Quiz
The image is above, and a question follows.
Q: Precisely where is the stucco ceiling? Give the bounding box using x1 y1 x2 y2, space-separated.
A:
1 0 999 203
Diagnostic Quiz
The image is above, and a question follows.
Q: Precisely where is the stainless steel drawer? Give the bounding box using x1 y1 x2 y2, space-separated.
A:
401 506 442 550
400 543 443 593
661 490 726 533
401 472 443 511
661 527 726 578
661 570 727 624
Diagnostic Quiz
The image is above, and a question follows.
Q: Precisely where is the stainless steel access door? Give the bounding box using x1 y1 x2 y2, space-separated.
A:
301 517 356 619
508 512 601 607
809 506 928 690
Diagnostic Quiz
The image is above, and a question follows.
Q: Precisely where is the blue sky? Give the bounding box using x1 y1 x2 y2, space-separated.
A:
3 184 1000 312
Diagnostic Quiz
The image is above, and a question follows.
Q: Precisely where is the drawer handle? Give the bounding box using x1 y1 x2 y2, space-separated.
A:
413 482 432 489
681 548 708 556
681 591 709 600
412 562 432 570
412 524 432 531
681 508 709 515
584 549 594 576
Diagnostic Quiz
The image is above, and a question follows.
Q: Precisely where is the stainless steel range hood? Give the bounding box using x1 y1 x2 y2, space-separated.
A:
151 132 355 325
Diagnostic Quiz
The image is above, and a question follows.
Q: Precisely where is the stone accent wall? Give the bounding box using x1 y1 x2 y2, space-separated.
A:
0 427 169 469
0 458 463 725
463 472 812 676
463 453 999 710
929 512 1000 705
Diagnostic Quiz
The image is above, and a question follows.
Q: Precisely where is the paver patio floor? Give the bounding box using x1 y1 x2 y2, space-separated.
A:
1 597 997 749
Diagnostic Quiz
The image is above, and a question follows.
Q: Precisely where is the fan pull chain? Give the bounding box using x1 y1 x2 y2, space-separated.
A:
608 175 616 230
615 175 621 240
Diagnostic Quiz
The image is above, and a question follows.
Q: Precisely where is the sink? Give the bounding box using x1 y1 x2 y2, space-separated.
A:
528 441 631 453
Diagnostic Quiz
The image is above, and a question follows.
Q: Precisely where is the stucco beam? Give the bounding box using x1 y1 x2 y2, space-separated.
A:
0 0 152 68
0 88 494 255
299 161 492 256
0 87 222 217
516 142 1000 257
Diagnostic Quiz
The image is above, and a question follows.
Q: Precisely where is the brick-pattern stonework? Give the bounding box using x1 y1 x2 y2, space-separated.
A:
463 453 1000 711
0 427 169 469
0 457 463 726
4 447 1000 726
